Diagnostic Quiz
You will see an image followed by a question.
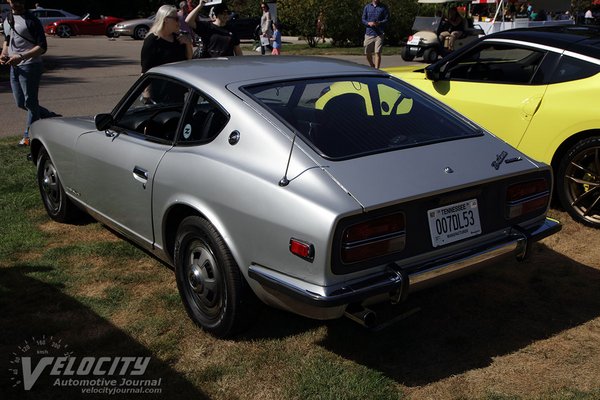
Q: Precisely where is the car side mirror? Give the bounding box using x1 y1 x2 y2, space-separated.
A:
94 113 114 131
425 62 449 82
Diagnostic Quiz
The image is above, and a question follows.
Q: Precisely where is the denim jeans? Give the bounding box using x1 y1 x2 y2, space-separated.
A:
10 62 52 137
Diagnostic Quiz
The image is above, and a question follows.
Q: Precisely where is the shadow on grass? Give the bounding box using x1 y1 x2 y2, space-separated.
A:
311 243 600 386
0 265 208 400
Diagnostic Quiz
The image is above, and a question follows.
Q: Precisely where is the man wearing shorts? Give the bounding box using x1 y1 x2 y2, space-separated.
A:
362 0 389 69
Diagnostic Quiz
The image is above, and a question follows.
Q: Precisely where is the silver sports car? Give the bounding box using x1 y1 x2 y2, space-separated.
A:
113 16 154 40
29 57 560 337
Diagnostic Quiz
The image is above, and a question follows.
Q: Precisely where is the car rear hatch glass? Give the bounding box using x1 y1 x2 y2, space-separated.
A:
242 75 483 160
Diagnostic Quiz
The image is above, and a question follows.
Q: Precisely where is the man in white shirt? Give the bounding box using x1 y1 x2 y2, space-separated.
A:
0 0 58 146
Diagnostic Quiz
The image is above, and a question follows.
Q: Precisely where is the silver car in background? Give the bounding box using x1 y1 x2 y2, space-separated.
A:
113 15 154 40
30 8 80 27
29 57 560 337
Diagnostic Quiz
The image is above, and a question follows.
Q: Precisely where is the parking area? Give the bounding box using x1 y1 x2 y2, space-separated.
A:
0 35 409 138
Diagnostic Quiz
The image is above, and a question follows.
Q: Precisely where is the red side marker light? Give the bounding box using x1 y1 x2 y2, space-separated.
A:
289 238 315 262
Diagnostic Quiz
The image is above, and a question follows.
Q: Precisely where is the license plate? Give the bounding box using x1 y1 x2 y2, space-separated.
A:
427 199 482 247
409 46 419 51
407 36 421 45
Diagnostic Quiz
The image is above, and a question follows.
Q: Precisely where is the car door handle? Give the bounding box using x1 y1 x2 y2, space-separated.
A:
521 96 542 118
132 166 148 184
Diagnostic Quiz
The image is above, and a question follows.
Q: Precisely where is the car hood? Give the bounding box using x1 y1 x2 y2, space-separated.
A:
321 135 542 211
385 65 428 81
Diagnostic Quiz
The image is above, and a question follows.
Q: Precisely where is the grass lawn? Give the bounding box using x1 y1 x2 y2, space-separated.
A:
1 135 600 400
241 41 402 56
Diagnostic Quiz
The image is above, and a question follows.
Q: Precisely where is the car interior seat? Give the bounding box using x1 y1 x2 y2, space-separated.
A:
318 93 370 158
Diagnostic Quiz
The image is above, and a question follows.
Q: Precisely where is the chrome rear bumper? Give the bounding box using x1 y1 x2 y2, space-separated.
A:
248 217 561 313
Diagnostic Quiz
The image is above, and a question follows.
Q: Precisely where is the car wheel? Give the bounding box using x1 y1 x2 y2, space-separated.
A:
423 47 438 63
400 46 414 61
133 25 149 40
56 24 71 38
174 216 256 337
37 147 78 222
557 136 600 228
106 24 116 38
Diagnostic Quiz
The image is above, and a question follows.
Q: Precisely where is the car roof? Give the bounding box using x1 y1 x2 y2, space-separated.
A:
485 25 600 59
150 56 384 89
31 8 76 14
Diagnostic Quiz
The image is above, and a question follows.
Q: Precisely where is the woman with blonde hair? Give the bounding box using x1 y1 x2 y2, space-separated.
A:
141 5 192 73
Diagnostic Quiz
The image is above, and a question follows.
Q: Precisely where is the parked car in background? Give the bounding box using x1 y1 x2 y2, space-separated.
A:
29 57 560 337
30 8 80 27
387 25 600 228
112 11 258 41
113 15 154 40
45 13 124 38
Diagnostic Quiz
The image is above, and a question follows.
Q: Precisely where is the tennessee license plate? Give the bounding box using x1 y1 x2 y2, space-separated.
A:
427 199 482 247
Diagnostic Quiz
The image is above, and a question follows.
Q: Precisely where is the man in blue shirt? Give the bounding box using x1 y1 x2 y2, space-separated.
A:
362 0 389 69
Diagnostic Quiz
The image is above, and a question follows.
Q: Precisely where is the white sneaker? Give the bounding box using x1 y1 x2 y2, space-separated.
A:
18 137 30 146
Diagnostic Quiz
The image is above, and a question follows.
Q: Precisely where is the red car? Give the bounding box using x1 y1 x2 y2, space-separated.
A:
45 13 124 38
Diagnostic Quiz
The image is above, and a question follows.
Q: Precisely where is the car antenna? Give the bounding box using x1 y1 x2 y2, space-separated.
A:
279 132 297 187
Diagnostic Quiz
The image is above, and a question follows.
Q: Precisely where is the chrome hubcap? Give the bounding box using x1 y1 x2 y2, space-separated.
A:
42 160 60 211
186 242 222 315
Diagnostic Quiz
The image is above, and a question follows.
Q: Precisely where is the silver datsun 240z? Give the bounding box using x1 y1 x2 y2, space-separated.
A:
29 57 560 337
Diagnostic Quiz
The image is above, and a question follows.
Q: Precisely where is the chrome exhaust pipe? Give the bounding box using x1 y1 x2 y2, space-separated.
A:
344 307 377 328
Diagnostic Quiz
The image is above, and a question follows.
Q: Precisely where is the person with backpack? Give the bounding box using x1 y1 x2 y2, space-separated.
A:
0 0 59 146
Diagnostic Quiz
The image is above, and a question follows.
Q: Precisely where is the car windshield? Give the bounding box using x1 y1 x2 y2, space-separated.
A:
244 76 482 159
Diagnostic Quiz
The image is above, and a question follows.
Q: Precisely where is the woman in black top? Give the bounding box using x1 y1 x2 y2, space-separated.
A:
141 5 193 73
185 1 243 57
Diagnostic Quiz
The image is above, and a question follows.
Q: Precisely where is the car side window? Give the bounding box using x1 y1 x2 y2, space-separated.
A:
447 43 547 85
176 91 229 145
550 54 600 84
114 76 190 143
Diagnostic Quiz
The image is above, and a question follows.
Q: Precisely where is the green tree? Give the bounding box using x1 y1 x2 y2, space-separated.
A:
278 0 327 46
278 0 418 47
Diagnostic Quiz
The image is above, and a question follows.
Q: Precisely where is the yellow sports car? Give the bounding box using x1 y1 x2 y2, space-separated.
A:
387 26 600 228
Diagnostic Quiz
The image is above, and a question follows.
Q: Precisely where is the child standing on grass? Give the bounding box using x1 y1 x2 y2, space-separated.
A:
271 22 281 55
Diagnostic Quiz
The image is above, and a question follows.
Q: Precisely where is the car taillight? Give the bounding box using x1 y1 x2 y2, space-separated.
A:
341 213 406 264
506 178 550 219
407 35 414 42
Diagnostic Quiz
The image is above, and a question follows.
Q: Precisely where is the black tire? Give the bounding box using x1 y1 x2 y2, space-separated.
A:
400 46 414 61
557 136 600 228
106 24 116 38
133 25 149 40
423 47 438 63
174 216 256 337
36 147 78 223
56 24 71 38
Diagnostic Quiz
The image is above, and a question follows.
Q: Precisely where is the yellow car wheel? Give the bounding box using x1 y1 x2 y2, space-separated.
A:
557 136 600 229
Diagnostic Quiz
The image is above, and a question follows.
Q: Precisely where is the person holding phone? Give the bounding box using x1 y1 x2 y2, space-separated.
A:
1 0 59 146
141 5 193 74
